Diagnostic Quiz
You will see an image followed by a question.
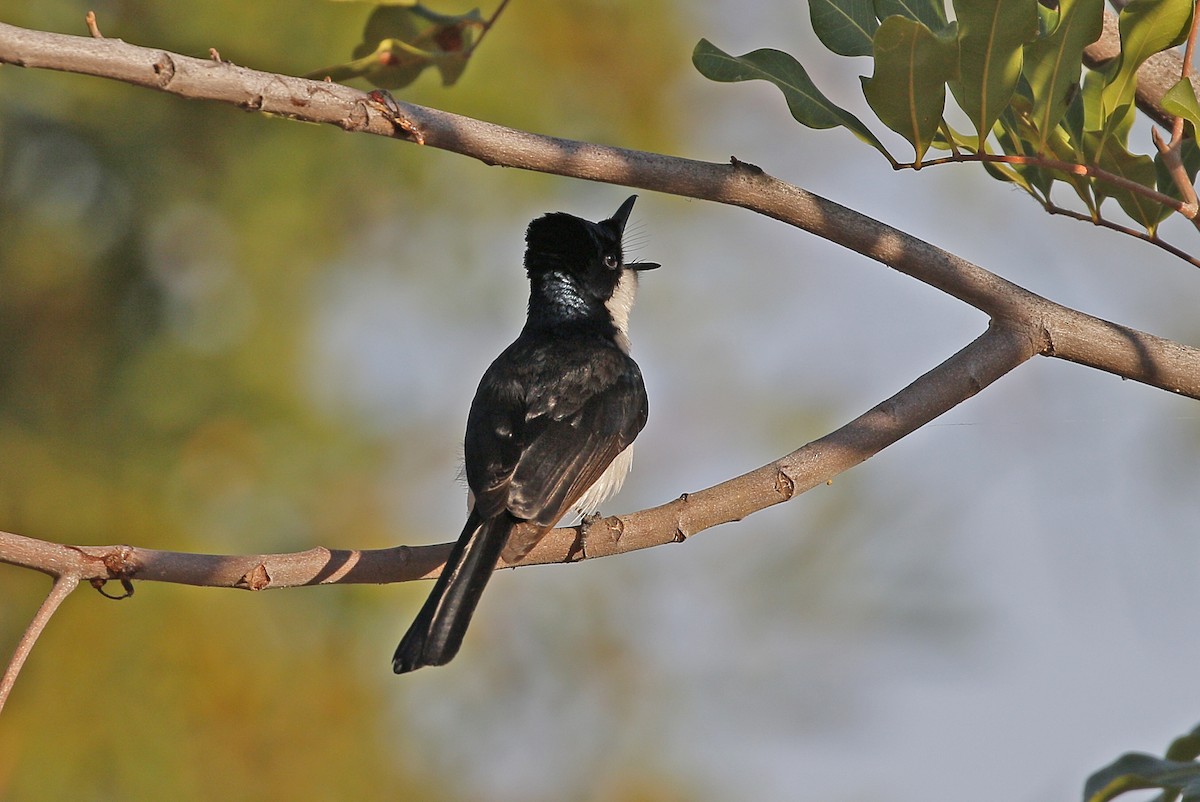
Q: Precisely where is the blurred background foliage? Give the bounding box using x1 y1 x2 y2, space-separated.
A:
3 1 1200 801
0 1 691 798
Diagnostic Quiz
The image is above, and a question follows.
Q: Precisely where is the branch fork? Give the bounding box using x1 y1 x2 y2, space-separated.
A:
1 14 1199 708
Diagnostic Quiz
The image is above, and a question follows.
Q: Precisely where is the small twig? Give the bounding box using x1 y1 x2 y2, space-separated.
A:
1178 1 1199 92
1151 128 1199 221
84 11 102 39
470 0 512 54
0 574 80 717
1043 200 1200 268
1154 0 1200 229
945 125 962 159
908 151 1193 218
209 47 222 64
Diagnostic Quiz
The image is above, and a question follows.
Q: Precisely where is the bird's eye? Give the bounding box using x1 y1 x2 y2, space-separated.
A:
603 254 620 269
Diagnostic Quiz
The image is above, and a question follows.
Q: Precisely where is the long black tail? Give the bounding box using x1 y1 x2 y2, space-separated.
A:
393 508 514 674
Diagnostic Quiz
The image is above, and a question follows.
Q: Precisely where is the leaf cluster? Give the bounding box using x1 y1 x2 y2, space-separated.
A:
694 0 1199 236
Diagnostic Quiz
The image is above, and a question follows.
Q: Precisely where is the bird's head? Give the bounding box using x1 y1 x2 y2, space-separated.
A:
523 195 659 307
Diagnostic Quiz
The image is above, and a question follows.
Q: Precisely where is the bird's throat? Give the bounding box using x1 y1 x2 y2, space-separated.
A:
527 270 637 353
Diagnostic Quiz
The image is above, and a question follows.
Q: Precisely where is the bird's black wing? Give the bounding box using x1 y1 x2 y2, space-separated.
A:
507 362 646 527
465 334 648 535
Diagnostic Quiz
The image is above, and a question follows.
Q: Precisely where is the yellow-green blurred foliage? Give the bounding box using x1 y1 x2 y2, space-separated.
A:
0 1 686 798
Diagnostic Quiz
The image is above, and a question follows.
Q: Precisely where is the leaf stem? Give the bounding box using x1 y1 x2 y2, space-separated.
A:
909 151 1194 218
471 0 511 54
1042 201 1200 268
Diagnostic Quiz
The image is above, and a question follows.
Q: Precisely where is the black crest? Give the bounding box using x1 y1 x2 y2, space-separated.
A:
524 211 622 277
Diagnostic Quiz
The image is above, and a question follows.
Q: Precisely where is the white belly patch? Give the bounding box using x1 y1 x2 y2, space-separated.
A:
570 444 634 521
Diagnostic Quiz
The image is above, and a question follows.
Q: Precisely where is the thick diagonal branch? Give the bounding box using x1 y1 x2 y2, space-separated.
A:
0 22 1196 394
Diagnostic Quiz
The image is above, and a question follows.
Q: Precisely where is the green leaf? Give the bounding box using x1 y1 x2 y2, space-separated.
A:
1083 129 1165 230
929 117 978 151
989 118 1043 194
1101 0 1193 118
1042 121 1097 209
811 0 879 56
861 17 957 162
1090 67 1136 153
1166 726 1200 763
992 91 1068 198
1162 78 1200 131
303 4 485 89
1005 72 1041 141
874 0 949 31
1022 0 1104 148
1035 0 1058 36
1078 64 1107 133
1098 102 1137 147
1085 753 1200 802
692 39 894 160
952 0 1040 140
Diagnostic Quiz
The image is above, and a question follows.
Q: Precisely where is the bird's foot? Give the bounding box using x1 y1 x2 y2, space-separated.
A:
569 511 604 561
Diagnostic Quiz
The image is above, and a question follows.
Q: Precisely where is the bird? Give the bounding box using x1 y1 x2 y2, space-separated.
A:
393 194 659 674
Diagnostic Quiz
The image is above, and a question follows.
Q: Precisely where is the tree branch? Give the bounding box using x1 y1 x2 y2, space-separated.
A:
0 19 1198 696
0 574 79 716
0 321 1037 590
1 21 1196 394
909 151 1194 220
0 20 1196 563
1043 200 1200 267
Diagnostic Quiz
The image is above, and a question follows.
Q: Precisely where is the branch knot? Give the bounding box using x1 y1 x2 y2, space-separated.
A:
152 52 176 87
236 563 272 591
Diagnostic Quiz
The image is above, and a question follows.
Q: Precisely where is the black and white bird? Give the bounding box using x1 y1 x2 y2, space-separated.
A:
393 195 659 674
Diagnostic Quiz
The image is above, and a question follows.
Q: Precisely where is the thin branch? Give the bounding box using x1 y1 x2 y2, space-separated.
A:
470 0 512 54
0 323 1039 594
1175 1 1199 127
0 574 80 717
523 323 1040 565
84 10 102 39
1151 128 1199 221
1043 201 1200 268
910 151 1194 219
0 528 438 588
1151 1 1200 227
